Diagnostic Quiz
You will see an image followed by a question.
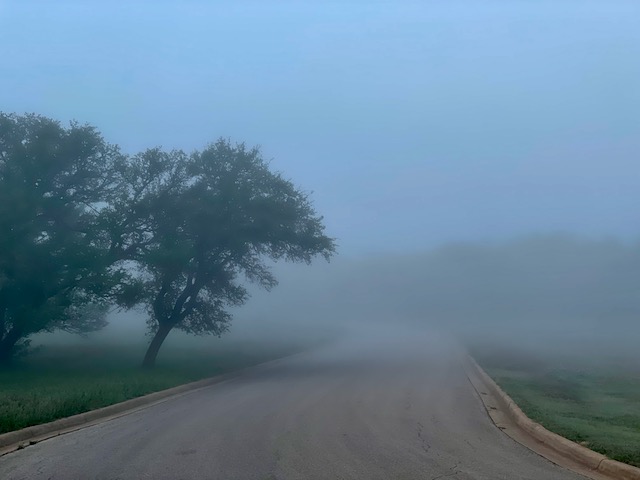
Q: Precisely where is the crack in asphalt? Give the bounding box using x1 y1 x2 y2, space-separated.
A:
430 462 460 480
416 421 431 454
464 439 476 451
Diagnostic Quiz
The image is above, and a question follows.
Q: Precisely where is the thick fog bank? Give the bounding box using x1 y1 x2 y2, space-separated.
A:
237 234 640 357
34 235 640 359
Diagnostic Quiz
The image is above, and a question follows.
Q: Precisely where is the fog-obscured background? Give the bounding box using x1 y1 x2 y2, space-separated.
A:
42 234 635 361
3 2 639 355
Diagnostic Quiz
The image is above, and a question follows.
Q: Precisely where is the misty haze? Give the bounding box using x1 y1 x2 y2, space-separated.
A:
1 1 639 479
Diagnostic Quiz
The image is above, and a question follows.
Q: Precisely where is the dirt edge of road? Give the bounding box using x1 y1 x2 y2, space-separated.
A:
465 355 640 480
0 353 301 457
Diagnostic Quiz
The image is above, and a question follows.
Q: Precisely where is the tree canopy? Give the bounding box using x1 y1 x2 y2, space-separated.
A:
0 113 122 363
0 113 335 366
106 140 336 367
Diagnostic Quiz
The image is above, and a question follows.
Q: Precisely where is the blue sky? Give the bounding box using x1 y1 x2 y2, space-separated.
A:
1 1 639 255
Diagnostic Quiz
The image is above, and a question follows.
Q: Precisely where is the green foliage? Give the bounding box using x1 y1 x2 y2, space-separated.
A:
0 113 335 366
105 139 336 365
0 113 123 362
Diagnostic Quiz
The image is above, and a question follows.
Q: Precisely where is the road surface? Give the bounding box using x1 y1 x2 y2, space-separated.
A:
0 330 585 479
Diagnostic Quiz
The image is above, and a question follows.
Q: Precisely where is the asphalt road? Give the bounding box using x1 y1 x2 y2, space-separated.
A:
0 331 585 480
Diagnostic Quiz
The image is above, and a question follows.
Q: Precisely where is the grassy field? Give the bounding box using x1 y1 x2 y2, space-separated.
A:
474 347 640 468
0 339 303 434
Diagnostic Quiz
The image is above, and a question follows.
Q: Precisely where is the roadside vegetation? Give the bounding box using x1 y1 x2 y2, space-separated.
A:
0 112 335 367
0 339 302 434
474 348 640 468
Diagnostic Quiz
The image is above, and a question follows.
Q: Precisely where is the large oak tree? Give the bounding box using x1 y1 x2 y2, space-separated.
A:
107 140 335 367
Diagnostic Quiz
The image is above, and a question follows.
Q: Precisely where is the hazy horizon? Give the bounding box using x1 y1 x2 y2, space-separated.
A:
28 233 639 363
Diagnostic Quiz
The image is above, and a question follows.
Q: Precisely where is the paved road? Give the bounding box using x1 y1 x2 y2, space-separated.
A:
0 331 585 480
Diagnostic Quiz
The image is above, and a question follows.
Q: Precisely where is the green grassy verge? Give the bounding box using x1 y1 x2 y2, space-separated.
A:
0 340 302 434
473 348 640 468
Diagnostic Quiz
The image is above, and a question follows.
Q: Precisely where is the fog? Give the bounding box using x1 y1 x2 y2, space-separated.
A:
46 234 635 363
232 235 640 354
3 2 639 358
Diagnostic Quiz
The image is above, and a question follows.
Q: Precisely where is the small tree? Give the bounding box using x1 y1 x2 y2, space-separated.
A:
0 113 120 364
107 140 335 367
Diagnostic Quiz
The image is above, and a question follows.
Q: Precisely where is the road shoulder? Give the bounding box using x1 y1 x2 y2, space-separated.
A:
0 352 301 457
465 355 640 480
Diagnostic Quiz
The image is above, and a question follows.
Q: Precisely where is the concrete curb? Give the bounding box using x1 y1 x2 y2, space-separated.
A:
0 352 299 457
466 355 640 480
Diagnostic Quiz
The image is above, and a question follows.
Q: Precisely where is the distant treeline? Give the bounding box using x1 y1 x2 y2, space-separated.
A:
242 235 640 352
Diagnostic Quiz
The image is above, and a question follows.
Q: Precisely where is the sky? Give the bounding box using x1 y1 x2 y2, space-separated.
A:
1 0 639 256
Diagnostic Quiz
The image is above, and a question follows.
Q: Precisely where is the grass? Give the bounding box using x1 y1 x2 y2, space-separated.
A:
473 347 640 468
0 339 303 434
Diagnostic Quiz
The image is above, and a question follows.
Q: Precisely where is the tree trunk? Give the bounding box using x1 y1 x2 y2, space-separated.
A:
142 323 173 368
0 343 13 367
0 328 22 367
